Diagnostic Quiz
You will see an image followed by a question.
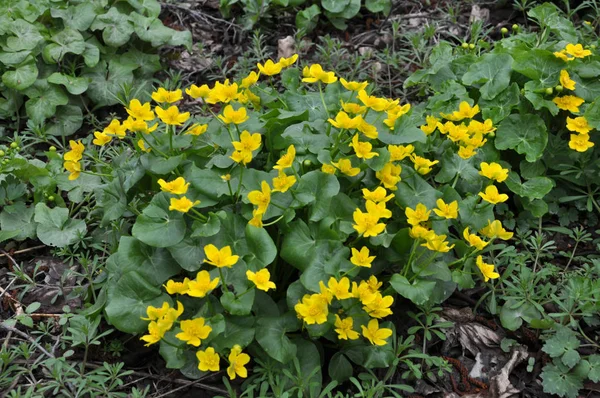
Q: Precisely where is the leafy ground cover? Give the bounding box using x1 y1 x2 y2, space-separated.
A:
1 1 600 397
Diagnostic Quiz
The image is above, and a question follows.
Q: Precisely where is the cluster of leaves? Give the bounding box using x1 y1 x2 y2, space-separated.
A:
219 0 391 33
0 0 190 136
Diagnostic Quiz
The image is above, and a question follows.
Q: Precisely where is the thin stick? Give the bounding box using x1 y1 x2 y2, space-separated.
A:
0 245 46 258
0 323 55 358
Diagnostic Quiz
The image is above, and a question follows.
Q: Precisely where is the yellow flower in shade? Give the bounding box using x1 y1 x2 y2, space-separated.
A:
231 150 253 165
565 43 592 58
279 54 299 67
350 246 376 268
301 64 337 84
351 281 376 304
479 162 509 182
332 158 361 177
340 101 367 115
363 292 393 318
441 101 480 121
340 78 368 92
366 200 392 219
383 104 411 130
476 255 500 282
327 111 360 130
64 161 81 181
207 80 240 104
467 119 496 135
169 197 201 213
350 134 379 159
480 220 514 240
197 347 220 372
560 70 576 90
321 164 336 174
248 181 271 215
421 233 454 253
362 319 393 346
409 225 435 240
420 115 439 135
151 88 183 103
553 95 585 113
479 185 509 204
186 123 208 136
233 131 262 153
446 123 469 143
388 144 414 161
317 282 334 305
569 133 594 152
246 269 276 291
362 187 394 203
566 116 592 134
463 227 489 251
257 60 283 76
357 90 388 112
294 295 328 324
458 145 477 159
204 244 239 268
186 84 211 99
357 117 379 139
248 210 263 228
411 155 439 175
240 71 260 88
64 140 85 162
227 345 250 380
158 177 190 195
334 315 360 340
140 321 170 346
554 50 572 61
272 171 296 193
187 270 220 297
126 99 155 121
274 145 296 170
155 105 190 126
164 278 191 295
365 275 382 293
433 198 458 219
141 302 171 322
375 162 401 190
352 208 386 237
104 119 127 138
123 116 158 134
92 131 112 146
327 277 352 300
219 105 249 125
176 318 212 347
464 133 487 149
405 203 430 226
138 139 151 153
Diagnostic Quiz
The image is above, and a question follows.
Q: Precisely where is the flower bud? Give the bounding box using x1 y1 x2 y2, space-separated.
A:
0 150 4 157
48 196 55 202
303 159 312 168
555 85 563 93
545 87 553 95
468 43 475 49
49 146 57 152
501 27 508 35
461 42 469 49
512 24 519 31
10 142 18 149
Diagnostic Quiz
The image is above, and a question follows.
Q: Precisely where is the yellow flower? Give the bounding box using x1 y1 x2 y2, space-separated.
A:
332 158 361 177
240 71 260 88
327 111 360 130
141 302 171 322
340 101 367 114
559 70 576 90
103 119 127 138
221 174 231 181
206 80 240 104
383 104 411 129
362 186 394 203
204 244 239 268
350 246 375 268
151 88 183 103
257 60 282 76
321 164 336 174
272 171 296 193
361 319 393 346
64 140 85 162
231 150 253 165
421 233 454 253
363 292 393 318
197 347 220 372
375 162 401 190
366 200 392 219
218 105 249 125
467 119 496 135
187 270 220 297
479 220 514 240
301 64 337 84
420 115 439 135
479 185 509 204
334 315 360 340
246 269 276 291
554 50 572 61
476 255 500 282
186 84 211 99
294 295 328 324
566 116 592 134
463 227 489 251
138 139 151 153
64 161 81 181
248 210 263 228
158 177 190 195
441 101 480 121
327 277 352 300
155 105 190 126
186 123 208 136
457 145 477 159
279 54 299 67
479 162 509 183
352 281 376 304
446 123 469 143
340 78 368 92
411 155 439 175
409 225 435 240
357 90 388 111
233 131 262 153
123 116 158 134
356 117 379 139
164 278 191 295
176 318 212 346
169 197 201 213
405 203 430 226
318 282 333 305
227 345 250 380
350 134 379 159
92 131 112 146
388 144 414 161
565 43 592 58
273 145 296 170
433 198 458 219
553 95 585 113
569 133 594 152
140 321 170 346
352 208 386 237
126 99 155 121
248 181 271 215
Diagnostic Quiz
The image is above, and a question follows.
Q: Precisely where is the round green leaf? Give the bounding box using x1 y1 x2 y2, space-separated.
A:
47 73 90 95
2 61 38 90
495 114 548 162
132 194 186 248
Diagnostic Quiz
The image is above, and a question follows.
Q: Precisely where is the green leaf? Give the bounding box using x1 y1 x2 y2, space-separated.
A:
159 339 186 369
584 99 600 130
462 53 513 100
541 362 584 398
34 203 86 248
91 7 134 47
210 316 255 352
294 170 340 222
512 49 563 82
45 105 84 137
23 80 69 124
84 57 137 107
435 149 479 184
82 40 101 68
47 73 89 95
505 172 554 200
256 313 299 363
168 237 205 272
588 355 600 382
221 291 255 316
51 3 98 31
479 83 520 123
42 29 85 63
389 275 436 306
132 193 186 248
296 4 321 34
499 299 541 331
395 169 441 210
140 154 184 175
321 0 349 13
528 3 577 43
365 0 392 14
245 224 277 266
5 21 43 51
282 121 331 155
2 61 38 91
0 203 36 241
329 352 353 382
116 236 180 285
542 327 581 368
495 114 548 162
378 114 427 145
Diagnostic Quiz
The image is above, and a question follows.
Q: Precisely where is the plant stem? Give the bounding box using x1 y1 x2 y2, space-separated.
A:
235 166 245 203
